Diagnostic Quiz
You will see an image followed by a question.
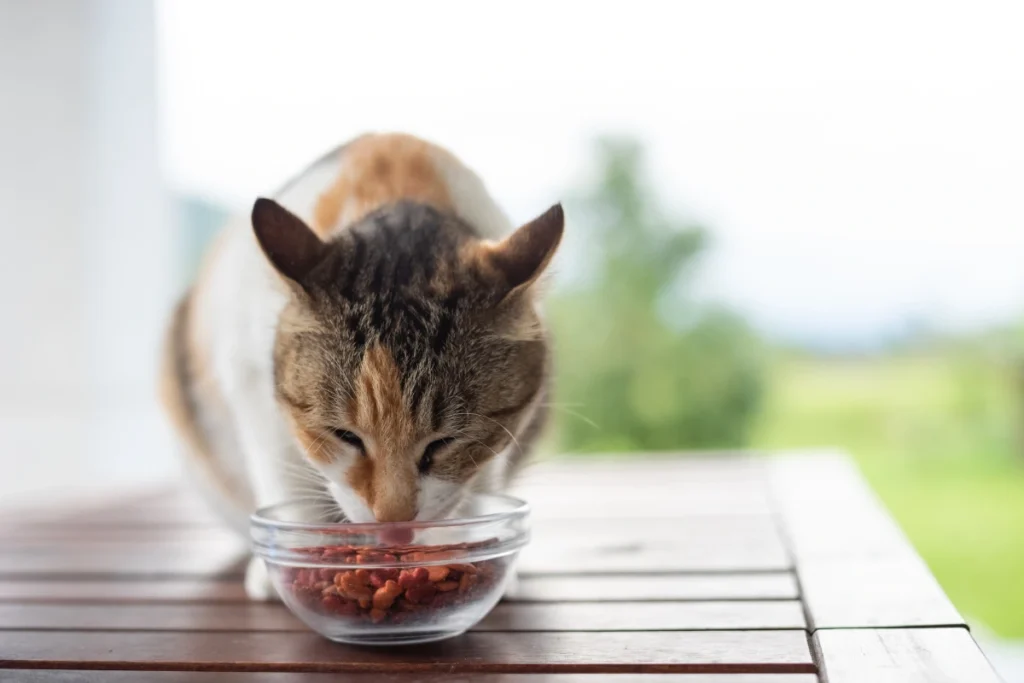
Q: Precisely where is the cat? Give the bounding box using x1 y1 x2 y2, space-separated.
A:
159 133 562 599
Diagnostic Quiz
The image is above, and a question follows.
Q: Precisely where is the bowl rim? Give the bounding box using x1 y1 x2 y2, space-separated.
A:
250 492 530 533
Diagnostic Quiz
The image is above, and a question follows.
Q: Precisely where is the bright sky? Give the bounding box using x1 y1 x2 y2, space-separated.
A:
156 0 1024 348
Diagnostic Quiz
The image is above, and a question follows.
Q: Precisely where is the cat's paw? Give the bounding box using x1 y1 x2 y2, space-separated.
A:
245 556 280 601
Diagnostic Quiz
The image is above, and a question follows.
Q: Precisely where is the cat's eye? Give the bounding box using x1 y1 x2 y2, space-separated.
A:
334 429 364 451
419 437 455 474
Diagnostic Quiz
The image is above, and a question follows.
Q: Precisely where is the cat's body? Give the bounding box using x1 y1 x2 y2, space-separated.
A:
160 134 561 598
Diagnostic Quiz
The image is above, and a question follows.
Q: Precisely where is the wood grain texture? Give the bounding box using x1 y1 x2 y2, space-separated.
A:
3 453 980 679
5 491 220 528
768 455 913 561
0 672 820 683
0 600 806 632
0 579 247 603
0 573 799 604
797 558 962 629
815 627 1000 683
522 517 790 573
0 517 789 577
768 453 964 630
0 526 236 543
0 543 247 577
512 573 800 602
481 601 807 631
0 630 815 673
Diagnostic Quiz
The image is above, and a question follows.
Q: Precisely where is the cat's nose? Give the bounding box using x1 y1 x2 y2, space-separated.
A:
372 499 417 523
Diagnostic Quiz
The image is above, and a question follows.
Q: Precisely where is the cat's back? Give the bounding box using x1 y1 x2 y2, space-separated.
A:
197 133 513 336
273 132 511 242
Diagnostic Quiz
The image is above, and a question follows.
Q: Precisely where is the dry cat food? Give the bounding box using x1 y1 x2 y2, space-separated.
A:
283 541 500 625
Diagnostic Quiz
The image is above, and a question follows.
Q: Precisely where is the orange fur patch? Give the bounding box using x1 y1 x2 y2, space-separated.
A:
313 133 454 237
345 344 418 522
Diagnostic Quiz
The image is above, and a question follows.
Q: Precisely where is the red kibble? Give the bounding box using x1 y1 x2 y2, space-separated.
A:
426 565 450 582
369 567 399 588
372 579 402 610
398 568 427 589
342 584 373 602
404 583 437 605
458 572 478 594
284 542 500 627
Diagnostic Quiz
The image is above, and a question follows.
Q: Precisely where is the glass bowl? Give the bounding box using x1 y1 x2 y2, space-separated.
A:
250 494 530 645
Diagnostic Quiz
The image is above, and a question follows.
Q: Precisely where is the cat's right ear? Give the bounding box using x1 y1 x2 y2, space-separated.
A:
251 198 327 288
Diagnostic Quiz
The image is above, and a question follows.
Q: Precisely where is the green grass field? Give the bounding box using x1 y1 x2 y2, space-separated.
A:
752 351 1024 636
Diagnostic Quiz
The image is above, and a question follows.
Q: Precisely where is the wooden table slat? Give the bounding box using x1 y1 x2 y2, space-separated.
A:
0 600 807 632
0 572 799 604
521 518 791 574
0 630 816 674
0 672 821 683
512 574 800 602
0 517 791 577
815 627 999 682
797 558 962 630
769 453 965 630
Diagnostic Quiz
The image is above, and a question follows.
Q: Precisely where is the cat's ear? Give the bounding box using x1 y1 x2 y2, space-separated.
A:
252 198 327 287
483 203 564 296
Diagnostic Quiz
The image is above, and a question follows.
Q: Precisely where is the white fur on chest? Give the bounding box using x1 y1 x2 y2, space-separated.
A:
200 223 297 505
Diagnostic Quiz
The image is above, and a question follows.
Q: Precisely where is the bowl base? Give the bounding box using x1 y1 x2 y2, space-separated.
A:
324 628 469 646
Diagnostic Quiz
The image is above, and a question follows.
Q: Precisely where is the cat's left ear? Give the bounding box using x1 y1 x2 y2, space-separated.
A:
251 198 328 289
483 203 564 297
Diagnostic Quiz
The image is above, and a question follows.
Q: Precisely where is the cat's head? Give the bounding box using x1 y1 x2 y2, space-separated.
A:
252 198 562 523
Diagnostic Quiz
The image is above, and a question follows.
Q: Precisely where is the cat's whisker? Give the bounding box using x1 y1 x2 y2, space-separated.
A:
278 466 331 488
542 403 601 430
454 412 521 454
448 427 499 463
274 454 330 477
302 430 335 460
284 485 332 495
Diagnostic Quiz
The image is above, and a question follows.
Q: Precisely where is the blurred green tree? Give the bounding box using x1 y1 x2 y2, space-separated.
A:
549 137 765 452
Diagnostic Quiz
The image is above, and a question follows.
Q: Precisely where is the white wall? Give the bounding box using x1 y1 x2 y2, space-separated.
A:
0 0 178 502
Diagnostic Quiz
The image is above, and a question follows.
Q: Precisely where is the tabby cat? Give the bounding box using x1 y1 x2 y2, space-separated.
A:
159 133 562 598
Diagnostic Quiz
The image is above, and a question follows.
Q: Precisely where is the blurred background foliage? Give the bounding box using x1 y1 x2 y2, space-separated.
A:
541 136 1024 637
549 138 765 452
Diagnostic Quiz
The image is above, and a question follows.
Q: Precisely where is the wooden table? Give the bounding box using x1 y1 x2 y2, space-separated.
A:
0 452 1002 681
